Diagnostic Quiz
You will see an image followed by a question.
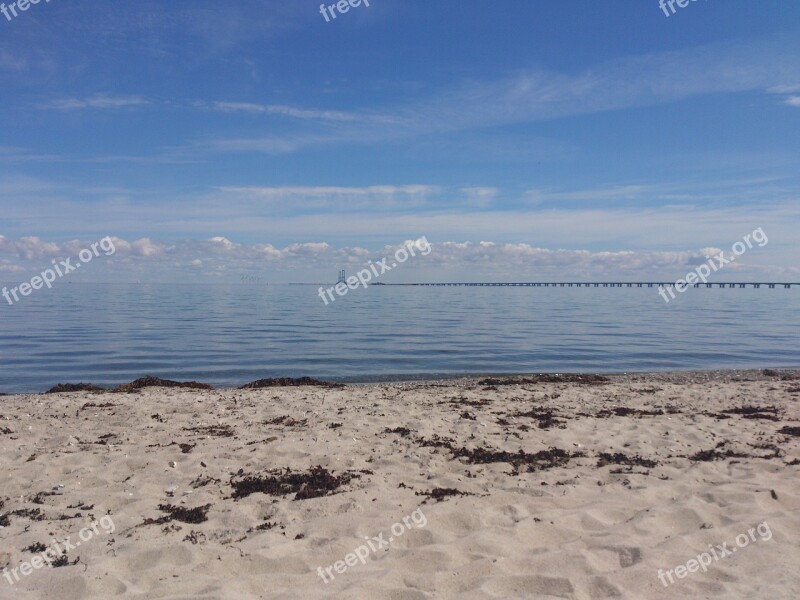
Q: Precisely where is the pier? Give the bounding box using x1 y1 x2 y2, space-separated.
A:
385 282 798 289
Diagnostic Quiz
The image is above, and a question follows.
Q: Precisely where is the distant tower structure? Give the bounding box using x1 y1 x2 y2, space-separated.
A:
337 270 346 284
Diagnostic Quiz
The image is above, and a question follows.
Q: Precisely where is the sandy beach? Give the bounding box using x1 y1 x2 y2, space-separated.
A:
0 370 798 599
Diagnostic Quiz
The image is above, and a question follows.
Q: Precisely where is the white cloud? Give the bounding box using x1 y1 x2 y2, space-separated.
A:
0 235 792 282
131 238 163 257
190 36 800 158
460 187 499 207
0 236 61 260
767 84 800 94
216 185 441 210
526 185 652 204
219 185 439 198
41 95 150 110
785 96 800 107
210 101 362 122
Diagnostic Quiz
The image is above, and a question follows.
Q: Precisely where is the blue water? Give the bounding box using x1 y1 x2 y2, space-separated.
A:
0 283 798 392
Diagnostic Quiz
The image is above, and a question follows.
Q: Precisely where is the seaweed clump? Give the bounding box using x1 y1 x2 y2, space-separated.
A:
720 406 781 421
513 408 566 429
452 446 579 473
384 427 412 437
416 488 471 503
46 383 106 394
778 426 800 437
239 377 343 389
143 504 211 526
597 452 658 468
113 376 213 393
688 441 781 462
595 407 664 418
183 424 234 437
230 466 360 501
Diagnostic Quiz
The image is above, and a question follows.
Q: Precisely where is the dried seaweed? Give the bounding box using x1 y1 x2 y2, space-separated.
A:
230 466 360 501
114 376 213 393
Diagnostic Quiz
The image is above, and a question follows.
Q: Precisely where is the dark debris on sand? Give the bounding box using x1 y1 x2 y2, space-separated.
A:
445 396 492 407
416 487 471 503
238 377 344 389
478 374 609 386
688 441 782 462
397 431 583 474
51 554 80 568
416 434 457 449
46 383 107 394
719 405 782 421
79 402 118 411
183 424 235 437
595 407 665 418
453 446 582 474
264 415 308 428
142 504 211 526
597 452 658 469
113 376 213 393
778 426 800 437
513 408 566 429
31 491 58 504
383 427 413 437
230 466 361 501
0 507 47 526
190 475 221 489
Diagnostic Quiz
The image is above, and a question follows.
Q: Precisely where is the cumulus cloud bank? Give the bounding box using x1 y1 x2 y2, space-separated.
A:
0 235 791 283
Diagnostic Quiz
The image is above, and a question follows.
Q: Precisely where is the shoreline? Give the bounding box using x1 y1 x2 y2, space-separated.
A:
2 367 800 397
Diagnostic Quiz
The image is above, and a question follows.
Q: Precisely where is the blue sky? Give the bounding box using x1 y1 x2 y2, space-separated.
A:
1 0 799 282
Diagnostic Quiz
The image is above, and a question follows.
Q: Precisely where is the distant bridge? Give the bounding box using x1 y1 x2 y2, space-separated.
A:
384 282 798 289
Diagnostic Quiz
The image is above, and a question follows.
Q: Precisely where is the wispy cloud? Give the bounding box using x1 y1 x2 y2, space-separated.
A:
41 95 150 110
208 101 364 122
767 83 800 94
400 35 800 135
460 187 499 207
0 147 61 163
195 135 324 155
785 96 800 107
216 185 441 211
0 49 26 71
190 35 800 157
527 185 652 205
218 184 439 198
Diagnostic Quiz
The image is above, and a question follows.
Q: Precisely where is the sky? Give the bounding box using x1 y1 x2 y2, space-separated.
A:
1 0 799 283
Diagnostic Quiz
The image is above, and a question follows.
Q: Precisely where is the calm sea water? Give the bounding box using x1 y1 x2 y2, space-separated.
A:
0 283 798 392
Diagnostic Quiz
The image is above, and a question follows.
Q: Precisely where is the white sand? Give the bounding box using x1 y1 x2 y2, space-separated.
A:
0 371 798 599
